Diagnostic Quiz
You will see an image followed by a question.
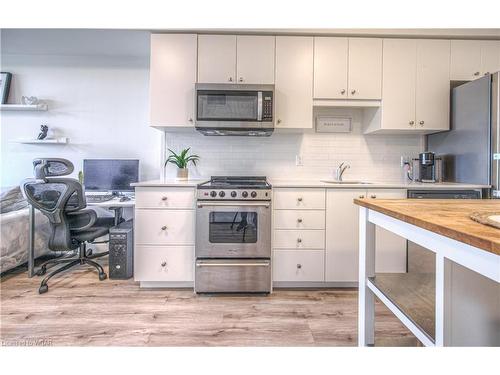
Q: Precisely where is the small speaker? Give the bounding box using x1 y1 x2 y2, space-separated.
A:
109 220 133 279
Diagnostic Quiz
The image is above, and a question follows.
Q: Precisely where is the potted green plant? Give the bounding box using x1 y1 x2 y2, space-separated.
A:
165 148 200 180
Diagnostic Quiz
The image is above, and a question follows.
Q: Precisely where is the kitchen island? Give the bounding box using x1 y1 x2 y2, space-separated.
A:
354 199 500 346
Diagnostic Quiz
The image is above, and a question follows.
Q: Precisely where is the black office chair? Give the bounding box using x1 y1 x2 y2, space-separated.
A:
21 158 116 294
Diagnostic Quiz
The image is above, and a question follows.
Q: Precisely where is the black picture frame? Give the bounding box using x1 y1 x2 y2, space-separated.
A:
0 72 12 104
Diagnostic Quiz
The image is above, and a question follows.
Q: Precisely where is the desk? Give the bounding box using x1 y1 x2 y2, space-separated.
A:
354 198 500 346
27 197 135 277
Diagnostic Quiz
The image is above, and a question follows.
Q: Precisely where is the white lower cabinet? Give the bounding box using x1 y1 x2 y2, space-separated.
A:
134 187 196 286
273 250 325 282
135 246 194 282
325 189 408 283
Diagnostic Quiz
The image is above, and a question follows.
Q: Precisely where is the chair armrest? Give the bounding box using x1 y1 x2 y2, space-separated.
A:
67 209 98 231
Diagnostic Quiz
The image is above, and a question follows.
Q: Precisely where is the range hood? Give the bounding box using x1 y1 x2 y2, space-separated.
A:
195 83 275 137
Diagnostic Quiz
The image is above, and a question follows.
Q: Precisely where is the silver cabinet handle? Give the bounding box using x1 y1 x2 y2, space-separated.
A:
161 226 167 231
419 121 424 126
474 71 480 76
188 118 193 123
370 194 376 199
297 197 303 202
161 261 167 267
297 238 302 243
341 89 346 95
296 264 302 269
409 121 415 126
161 196 168 201
351 89 356 95
228 77 233 82
484 72 490 76
277 119 282 124
297 218 303 223
238 77 243 82
359 195 365 199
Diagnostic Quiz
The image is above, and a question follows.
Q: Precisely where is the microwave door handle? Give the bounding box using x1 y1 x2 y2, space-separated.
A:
257 91 263 121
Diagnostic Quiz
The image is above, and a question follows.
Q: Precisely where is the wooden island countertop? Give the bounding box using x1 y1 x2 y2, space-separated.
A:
353 199 500 256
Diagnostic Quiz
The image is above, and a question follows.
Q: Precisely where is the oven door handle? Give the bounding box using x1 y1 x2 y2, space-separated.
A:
196 261 270 267
197 202 270 208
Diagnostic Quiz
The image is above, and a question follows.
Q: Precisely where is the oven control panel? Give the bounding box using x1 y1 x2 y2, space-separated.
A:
197 189 271 201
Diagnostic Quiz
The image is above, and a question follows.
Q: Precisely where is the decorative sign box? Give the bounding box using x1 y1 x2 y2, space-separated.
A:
316 116 352 133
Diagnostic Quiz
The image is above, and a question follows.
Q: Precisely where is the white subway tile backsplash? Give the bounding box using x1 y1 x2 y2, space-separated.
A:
164 108 424 182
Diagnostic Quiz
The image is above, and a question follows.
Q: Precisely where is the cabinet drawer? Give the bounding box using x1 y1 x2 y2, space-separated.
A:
273 249 324 282
135 187 195 209
134 246 193 282
274 229 325 249
273 188 325 210
135 210 195 245
273 210 325 230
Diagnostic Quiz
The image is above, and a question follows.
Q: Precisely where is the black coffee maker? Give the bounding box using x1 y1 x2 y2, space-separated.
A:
411 152 442 183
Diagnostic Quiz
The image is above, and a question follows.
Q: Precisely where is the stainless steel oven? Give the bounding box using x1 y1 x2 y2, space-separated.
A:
195 84 274 136
195 176 272 293
196 201 271 258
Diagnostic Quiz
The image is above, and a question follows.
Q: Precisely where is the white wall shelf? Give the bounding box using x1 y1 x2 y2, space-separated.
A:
0 103 48 111
14 137 68 145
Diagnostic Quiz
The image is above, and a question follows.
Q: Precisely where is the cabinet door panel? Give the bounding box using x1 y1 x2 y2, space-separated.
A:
134 246 194 282
313 37 348 99
273 250 325 282
273 188 326 210
274 210 325 230
275 36 314 128
325 189 365 282
236 35 275 84
415 39 451 131
135 210 195 245
480 41 500 76
381 39 417 130
150 34 197 127
366 189 407 273
450 40 481 81
198 35 236 83
348 38 383 99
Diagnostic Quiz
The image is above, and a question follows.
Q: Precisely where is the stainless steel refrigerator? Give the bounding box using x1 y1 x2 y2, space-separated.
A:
427 72 499 198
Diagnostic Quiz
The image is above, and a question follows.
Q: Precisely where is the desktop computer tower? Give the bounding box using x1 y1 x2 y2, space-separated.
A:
109 220 134 279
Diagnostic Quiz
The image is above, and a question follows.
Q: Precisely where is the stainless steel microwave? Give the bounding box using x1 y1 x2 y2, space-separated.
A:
195 83 274 136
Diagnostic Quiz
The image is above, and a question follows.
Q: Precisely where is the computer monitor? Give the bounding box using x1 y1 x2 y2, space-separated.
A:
83 159 139 192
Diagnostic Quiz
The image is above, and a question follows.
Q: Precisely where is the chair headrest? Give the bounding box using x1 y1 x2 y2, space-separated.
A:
33 158 74 179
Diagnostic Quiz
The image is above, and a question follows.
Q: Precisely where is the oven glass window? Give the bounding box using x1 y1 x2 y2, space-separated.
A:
209 211 258 243
197 91 258 121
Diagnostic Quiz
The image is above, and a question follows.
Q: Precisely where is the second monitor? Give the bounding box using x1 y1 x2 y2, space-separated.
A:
83 159 139 193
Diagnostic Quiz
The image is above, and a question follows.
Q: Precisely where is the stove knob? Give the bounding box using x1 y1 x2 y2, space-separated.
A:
219 191 225 197
231 191 237 198
251 191 257 198
210 191 217 197
242 191 249 198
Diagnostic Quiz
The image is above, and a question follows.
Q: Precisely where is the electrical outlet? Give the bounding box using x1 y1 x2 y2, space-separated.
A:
295 155 303 166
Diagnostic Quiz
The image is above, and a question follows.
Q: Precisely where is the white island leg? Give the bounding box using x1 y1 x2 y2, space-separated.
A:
358 207 376 346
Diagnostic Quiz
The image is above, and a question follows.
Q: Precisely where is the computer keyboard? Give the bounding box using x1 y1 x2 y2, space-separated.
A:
85 194 114 203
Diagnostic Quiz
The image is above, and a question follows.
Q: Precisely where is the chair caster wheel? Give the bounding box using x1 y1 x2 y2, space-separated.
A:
99 273 107 281
86 249 93 257
39 285 48 294
36 268 46 276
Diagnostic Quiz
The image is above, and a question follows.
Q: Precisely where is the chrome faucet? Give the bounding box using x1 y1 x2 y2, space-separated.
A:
335 162 350 182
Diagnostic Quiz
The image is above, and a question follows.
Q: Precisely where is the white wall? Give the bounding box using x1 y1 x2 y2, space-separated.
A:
0 29 161 187
165 107 424 182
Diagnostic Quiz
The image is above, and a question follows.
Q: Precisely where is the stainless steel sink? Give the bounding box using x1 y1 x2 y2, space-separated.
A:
320 180 372 185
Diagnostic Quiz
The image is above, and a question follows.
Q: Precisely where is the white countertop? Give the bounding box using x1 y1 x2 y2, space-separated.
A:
132 178 488 190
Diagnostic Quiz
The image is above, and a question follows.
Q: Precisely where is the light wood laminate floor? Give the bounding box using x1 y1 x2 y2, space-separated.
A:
1 265 418 346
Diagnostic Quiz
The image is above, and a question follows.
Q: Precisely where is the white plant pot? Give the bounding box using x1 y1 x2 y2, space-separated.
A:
176 168 189 180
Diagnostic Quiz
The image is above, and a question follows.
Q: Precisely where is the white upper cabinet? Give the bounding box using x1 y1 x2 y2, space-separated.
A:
149 34 198 128
415 39 451 131
451 40 500 81
347 38 383 99
313 37 382 100
375 39 450 134
380 39 417 131
197 35 237 83
275 36 314 129
313 37 348 99
236 35 275 84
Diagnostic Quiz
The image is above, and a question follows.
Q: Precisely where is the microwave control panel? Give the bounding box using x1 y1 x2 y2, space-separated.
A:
262 91 273 121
